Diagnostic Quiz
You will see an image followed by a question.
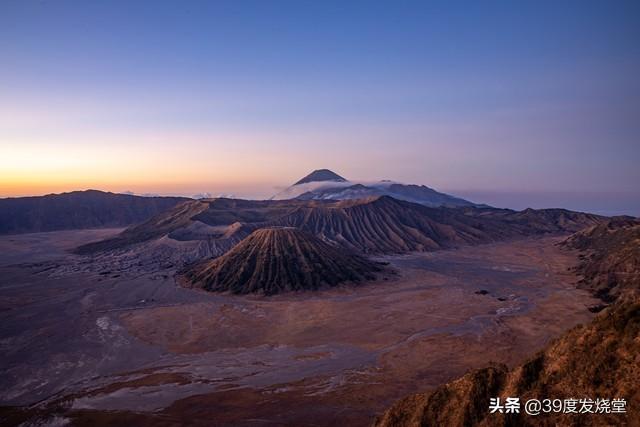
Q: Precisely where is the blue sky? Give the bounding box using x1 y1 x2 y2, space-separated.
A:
1 1 639 214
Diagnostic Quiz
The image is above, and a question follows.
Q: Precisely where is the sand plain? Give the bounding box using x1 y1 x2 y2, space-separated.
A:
0 230 598 426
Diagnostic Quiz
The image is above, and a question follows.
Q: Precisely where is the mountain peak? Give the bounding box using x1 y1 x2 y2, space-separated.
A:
179 226 381 295
294 169 347 186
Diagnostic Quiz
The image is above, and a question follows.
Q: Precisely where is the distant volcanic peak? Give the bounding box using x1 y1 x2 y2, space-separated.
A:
287 178 476 207
180 226 381 295
271 169 477 207
294 169 347 185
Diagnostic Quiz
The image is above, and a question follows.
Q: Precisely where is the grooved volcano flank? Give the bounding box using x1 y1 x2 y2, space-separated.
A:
180 227 382 295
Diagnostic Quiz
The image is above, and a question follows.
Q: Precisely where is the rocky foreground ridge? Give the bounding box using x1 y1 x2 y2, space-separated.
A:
374 218 640 427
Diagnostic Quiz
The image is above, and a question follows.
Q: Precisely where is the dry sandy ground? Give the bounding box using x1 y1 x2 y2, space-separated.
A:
0 230 599 426
0 228 124 266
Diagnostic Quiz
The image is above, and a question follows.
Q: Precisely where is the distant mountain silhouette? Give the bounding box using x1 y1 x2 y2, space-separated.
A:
0 190 189 235
179 227 382 295
294 169 347 185
273 169 479 208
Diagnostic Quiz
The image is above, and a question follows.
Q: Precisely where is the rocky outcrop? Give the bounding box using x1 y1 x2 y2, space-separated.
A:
374 300 640 427
374 218 640 427
562 217 640 302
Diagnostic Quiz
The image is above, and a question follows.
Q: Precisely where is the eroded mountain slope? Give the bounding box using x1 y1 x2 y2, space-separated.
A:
374 218 640 427
76 196 604 260
562 217 640 301
178 227 383 294
374 300 640 427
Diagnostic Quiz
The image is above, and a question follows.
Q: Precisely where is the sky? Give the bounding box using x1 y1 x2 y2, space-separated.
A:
1 0 639 215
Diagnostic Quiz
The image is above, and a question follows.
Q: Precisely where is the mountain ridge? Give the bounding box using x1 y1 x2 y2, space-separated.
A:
273 169 479 208
374 299 640 427
0 190 189 235
73 196 605 282
562 217 640 302
373 218 640 427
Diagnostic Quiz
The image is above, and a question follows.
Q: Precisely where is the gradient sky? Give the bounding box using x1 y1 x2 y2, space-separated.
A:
1 1 639 214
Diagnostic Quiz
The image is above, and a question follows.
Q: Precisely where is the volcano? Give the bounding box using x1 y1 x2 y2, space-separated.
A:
179 227 383 295
272 168 478 207
76 195 605 268
294 169 347 185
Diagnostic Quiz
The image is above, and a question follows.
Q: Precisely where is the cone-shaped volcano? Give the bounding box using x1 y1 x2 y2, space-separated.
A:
294 169 346 185
179 227 382 295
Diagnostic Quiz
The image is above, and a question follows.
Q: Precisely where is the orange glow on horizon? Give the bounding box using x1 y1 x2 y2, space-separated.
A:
0 138 296 198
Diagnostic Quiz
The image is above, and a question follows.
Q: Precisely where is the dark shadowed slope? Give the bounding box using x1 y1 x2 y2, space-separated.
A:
74 200 209 254
179 227 383 295
277 196 502 253
277 196 604 253
0 190 189 235
190 198 307 225
374 300 640 427
381 183 476 207
297 182 478 208
460 206 605 233
562 217 640 302
374 220 640 427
